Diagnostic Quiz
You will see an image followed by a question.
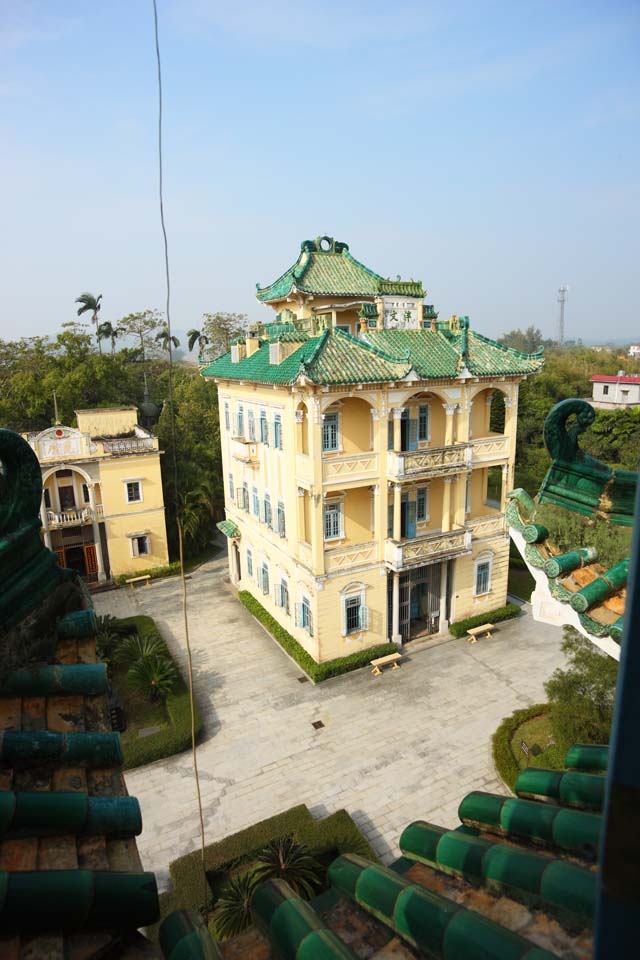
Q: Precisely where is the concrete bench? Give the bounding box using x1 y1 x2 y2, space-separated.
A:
466 622 494 643
126 575 151 590
371 652 402 676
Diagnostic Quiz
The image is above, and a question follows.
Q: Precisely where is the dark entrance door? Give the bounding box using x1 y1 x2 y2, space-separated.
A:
400 411 417 451
233 542 241 582
59 485 76 511
401 494 416 539
64 546 86 576
387 563 442 642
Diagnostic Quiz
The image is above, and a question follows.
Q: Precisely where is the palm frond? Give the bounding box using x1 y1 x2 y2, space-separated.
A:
213 872 260 939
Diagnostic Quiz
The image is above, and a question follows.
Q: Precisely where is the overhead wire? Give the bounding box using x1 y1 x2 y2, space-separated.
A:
151 0 206 863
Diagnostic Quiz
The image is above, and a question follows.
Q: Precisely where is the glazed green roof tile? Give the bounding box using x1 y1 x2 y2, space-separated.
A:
256 236 424 301
216 520 241 539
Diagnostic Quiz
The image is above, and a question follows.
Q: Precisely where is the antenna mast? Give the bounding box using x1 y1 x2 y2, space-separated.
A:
557 285 568 345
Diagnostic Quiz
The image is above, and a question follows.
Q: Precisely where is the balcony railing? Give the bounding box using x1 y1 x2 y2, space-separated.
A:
471 435 509 462
101 438 157 455
323 452 378 485
325 540 377 573
467 512 505 539
385 527 470 570
46 504 104 527
231 440 259 465
387 443 470 479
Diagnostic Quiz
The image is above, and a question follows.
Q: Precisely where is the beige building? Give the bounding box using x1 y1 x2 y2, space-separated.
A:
203 236 544 662
26 407 169 582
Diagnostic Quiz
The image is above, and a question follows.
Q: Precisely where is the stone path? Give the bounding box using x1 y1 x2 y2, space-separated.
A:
94 553 567 891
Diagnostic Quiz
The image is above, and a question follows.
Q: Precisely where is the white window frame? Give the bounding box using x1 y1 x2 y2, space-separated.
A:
263 492 273 529
340 582 369 636
228 473 235 500
130 534 151 558
273 413 283 450
248 409 256 441
260 410 269 445
125 480 143 504
322 412 339 452
260 562 270 596
474 553 493 597
324 500 342 541
235 405 244 438
416 486 429 523
417 404 430 442
82 483 91 505
301 595 313 636
252 485 260 517
277 500 286 537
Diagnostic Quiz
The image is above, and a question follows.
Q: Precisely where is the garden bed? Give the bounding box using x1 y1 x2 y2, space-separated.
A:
107 615 203 770
150 804 375 941
492 703 564 791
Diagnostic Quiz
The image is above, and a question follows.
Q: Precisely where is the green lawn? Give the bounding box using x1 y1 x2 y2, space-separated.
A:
509 713 564 772
111 662 170 751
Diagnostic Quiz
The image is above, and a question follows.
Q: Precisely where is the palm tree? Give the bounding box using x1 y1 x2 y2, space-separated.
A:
75 292 103 353
113 633 168 668
156 325 180 353
97 321 125 355
127 656 178 702
253 837 322 898
187 328 209 355
213 872 260 939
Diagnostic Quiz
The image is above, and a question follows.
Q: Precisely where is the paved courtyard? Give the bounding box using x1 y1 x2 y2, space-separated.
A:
94 551 568 891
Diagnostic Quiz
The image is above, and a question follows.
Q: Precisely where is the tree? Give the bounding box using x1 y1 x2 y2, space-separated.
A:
499 326 553 354
75 292 103 353
97 321 125 355
544 628 618 750
127 656 178 702
187 328 209 355
155 324 180 353
253 837 322 898
201 312 248 358
119 309 164 361
213 872 260 939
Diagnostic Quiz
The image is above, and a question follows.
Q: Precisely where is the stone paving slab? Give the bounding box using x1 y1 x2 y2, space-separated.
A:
94 554 567 891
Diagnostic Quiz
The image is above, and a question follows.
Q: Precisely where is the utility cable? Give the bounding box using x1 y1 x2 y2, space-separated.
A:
151 0 206 863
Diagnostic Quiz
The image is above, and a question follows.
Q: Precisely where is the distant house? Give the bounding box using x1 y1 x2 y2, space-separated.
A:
629 343 640 359
590 372 640 410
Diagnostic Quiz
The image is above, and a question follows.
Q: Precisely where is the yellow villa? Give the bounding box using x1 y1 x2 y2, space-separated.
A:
26 406 169 582
203 236 544 662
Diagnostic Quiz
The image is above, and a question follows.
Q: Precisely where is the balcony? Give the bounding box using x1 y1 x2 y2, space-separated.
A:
467 512 506 540
46 504 104 527
385 527 470 570
471 435 509 463
387 443 470 480
325 540 378 573
101 438 157 455
322 452 378 486
231 439 259 465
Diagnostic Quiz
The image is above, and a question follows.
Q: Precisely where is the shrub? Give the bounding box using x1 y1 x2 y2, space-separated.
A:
492 703 548 790
545 627 617 750
534 502 632 569
238 591 399 682
213 871 260 939
127 656 179 702
115 562 182 585
449 603 521 638
114 616 203 769
113 633 168 667
253 837 322 898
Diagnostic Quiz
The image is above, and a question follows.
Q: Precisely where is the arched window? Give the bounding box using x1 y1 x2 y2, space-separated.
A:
474 552 494 597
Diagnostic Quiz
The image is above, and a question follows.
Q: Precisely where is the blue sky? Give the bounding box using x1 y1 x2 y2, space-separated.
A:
1 0 639 345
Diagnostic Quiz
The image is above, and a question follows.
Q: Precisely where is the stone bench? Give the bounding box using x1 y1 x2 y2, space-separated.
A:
371 652 402 676
125 575 151 590
466 623 495 644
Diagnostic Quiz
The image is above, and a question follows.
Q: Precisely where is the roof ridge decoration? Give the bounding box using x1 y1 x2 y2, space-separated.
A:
539 398 636 525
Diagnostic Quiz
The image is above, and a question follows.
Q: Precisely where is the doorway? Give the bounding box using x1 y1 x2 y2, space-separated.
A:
64 545 86 576
400 410 417 451
232 542 241 583
388 562 442 642
58 485 76 511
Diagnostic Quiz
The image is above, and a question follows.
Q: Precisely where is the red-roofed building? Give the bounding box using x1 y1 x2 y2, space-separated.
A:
591 371 640 409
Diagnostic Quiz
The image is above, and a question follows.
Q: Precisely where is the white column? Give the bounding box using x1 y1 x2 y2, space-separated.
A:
40 497 53 551
87 483 106 582
393 407 403 452
439 559 449 633
392 571 402 645
393 483 402 541
442 403 456 446
501 463 509 511
441 478 452 532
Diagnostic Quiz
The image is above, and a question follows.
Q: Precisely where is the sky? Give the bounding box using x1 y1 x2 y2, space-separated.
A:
1 0 639 345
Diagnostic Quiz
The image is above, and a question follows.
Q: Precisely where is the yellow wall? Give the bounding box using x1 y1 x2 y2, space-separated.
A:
450 538 510 623
76 408 139 437
324 397 372 454
340 486 373 545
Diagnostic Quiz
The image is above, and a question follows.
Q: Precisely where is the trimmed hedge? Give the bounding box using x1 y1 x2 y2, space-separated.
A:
492 703 547 790
114 546 222 585
151 804 375 939
449 602 521 639
238 591 399 682
114 616 203 770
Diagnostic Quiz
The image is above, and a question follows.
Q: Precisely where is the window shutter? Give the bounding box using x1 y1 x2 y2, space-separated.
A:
294 603 301 628
274 584 281 606
360 605 370 630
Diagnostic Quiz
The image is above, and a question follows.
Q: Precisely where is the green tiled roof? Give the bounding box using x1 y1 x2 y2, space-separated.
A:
256 236 425 302
203 329 411 386
217 520 240 539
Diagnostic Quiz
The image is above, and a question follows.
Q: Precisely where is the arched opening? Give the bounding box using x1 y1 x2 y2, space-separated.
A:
41 465 108 582
295 402 309 455
470 388 506 440
387 392 447 452
322 397 374 456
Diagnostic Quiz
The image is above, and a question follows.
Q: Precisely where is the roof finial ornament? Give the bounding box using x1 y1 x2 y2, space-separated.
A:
52 389 61 426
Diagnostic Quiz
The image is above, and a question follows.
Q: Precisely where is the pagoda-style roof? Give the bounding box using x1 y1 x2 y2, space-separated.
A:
255 236 424 302
203 317 544 387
